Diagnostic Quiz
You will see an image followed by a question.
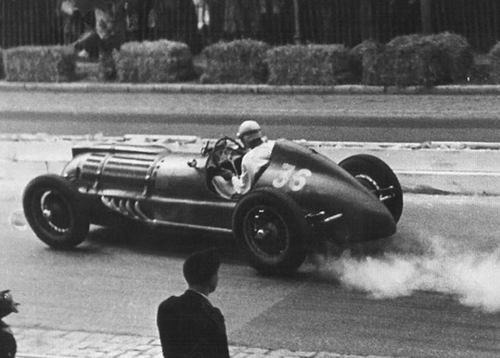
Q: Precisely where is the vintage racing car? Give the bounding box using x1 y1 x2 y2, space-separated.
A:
23 135 403 274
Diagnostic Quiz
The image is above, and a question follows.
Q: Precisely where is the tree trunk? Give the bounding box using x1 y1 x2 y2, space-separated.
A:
360 0 373 40
293 0 301 44
420 0 433 34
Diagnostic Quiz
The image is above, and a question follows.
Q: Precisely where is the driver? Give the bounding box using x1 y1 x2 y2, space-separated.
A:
226 120 274 195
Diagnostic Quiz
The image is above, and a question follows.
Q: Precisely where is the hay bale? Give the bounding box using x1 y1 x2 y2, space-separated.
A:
0 48 4 79
3 46 76 82
349 40 384 84
365 32 473 87
201 40 270 84
267 44 351 86
487 42 500 84
113 40 194 83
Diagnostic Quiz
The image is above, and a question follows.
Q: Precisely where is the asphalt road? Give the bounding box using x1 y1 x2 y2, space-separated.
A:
1 90 500 357
2 175 500 357
1 91 500 142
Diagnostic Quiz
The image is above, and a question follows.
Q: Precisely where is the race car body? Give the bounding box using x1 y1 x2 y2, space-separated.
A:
23 135 403 274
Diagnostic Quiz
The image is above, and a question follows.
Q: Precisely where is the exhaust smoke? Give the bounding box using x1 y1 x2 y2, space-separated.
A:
314 234 500 313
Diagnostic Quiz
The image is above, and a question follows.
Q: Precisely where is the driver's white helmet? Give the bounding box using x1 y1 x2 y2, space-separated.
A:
237 120 262 146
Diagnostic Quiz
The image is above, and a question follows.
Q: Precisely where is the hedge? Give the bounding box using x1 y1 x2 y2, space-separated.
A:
365 32 473 87
488 42 500 84
0 48 4 79
267 44 351 85
349 40 384 84
3 46 76 82
201 40 270 84
113 40 195 83
0 33 489 87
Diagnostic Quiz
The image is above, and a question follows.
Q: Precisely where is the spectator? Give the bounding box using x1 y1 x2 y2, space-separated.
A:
0 290 20 358
157 248 229 358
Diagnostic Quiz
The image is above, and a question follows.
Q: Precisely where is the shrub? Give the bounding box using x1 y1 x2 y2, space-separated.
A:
488 42 500 84
3 46 76 82
201 40 270 84
426 32 473 83
267 44 351 85
348 40 384 84
113 40 195 83
0 48 4 79
365 32 473 87
466 53 492 84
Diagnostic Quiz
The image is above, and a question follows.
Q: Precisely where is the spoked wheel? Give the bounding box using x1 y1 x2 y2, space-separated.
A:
23 174 90 249
339 154 403 223
233 188 307 275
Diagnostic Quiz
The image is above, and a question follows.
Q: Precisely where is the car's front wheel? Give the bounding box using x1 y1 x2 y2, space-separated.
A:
23 174 90 249
232 188 307 275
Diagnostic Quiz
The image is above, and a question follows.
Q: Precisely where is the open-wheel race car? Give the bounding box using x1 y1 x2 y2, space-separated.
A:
23 135 403 274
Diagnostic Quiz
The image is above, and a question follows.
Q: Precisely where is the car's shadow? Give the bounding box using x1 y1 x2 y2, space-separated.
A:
81 224 334 283
85 223 244 265
77 223 428 285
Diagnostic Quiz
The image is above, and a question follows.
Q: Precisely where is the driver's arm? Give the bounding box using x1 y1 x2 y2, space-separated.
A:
231 171 250 195
218 168 233 181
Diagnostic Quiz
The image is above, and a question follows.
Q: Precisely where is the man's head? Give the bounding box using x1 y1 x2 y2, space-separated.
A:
0 290 19 319
237 120 263 149
183 248 221 294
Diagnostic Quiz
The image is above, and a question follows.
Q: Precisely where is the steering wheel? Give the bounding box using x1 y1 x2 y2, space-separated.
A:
211 137 246 176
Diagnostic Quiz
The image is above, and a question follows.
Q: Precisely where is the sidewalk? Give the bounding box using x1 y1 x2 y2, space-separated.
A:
13 327 393 358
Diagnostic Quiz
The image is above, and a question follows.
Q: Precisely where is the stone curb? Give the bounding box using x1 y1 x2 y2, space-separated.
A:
2 81 500 95
13 327 396 358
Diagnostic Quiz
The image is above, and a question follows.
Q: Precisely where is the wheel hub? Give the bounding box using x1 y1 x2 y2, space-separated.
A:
40 191 70 233
256 228 267 240
245 207 288 258
42 208 52 219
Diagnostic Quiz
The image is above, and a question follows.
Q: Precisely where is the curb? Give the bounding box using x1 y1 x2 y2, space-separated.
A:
13 327 397 358
2 81 500 95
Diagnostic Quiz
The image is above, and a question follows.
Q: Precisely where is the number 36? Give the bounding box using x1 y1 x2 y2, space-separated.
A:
272 163 312 191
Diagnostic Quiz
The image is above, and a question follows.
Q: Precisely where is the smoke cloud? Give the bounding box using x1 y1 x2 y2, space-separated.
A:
314 234 500 313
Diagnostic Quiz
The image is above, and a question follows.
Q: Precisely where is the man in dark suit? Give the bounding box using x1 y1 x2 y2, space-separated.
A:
157 248 229 358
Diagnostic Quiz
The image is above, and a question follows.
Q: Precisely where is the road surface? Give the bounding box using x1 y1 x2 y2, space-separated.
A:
2 179 500 357
1 91 500 142
1 90 500 357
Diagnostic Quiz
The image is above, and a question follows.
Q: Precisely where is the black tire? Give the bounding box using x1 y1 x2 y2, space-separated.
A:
23 174 90 249
232 188 307 275
339 154 403 223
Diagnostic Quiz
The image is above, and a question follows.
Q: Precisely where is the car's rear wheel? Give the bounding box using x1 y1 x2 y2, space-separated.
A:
232 188 307 275
23 174 90 249
339 154 403 223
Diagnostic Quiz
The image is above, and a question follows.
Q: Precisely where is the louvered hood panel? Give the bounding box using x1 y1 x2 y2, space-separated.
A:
78 152 160 194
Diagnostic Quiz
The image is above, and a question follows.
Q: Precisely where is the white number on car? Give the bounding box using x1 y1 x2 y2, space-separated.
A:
272 163 312 191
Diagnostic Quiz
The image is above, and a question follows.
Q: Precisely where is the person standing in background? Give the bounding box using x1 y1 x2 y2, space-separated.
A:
0 290 20 358
157 248 229 358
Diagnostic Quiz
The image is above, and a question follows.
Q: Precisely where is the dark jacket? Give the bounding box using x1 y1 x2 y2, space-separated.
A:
157 290 229 358
0 320 16 358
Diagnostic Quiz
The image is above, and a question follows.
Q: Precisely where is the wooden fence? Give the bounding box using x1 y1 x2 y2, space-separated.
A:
1 0 499 53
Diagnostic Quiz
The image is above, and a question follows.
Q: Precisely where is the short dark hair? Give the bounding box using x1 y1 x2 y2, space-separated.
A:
183 248 221 286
